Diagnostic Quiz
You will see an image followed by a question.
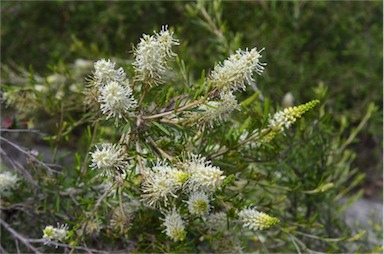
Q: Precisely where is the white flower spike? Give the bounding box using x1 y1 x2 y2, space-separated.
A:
186 191 210 216
238 207 279 231
196 91 240 127
184 154 225 193
90 143 128 177
211 47 266 92
133 25 179 85
141 160 188 207
93 58 126 86
0 171 19 195
42 223 69 246
98 80 137 120
161 209 187 241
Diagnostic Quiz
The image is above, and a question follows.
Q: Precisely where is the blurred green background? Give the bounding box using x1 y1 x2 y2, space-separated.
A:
2 1 382 197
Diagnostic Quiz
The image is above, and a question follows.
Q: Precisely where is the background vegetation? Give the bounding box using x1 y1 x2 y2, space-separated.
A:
1 1 382 253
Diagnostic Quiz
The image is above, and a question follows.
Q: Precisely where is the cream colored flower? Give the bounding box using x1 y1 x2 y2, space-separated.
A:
268 100 320 132
191 92 240 127
141 161 187 207
0 171 18 195
161 209 186 241
184 154 225 193
93 58 126 86
133 26 179 85
98 80 137 120
238 207 279 231
210 47 266 92
186 191 210 216
42 223 68 244
90 143 128 177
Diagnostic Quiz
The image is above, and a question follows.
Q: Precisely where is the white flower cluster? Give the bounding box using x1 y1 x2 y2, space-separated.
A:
84 219 102 236
0 171 18 195
195 92 240 127
141 155 224 209
140 155 226 241
93 58 126 86
238 207 279 231
141 161 188 207
185 154 225 193
161 209 186 242
42 223 68 244
210 47 266 92
186 191 210 216
268 110 295 132
110 202 138 233
268 100 320 133
89 59 137 121
99 80 137 119
133 26 179 85
187 47 265 127
90 143 128 177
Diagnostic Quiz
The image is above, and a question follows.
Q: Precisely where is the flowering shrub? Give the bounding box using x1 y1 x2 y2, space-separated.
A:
1 18 379 253
80 26 288 250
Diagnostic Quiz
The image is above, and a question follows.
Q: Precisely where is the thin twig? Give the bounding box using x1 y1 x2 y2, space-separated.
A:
119 186 126 221
146 136 175 163
196 1 229 51
28 239 109 254
14 239 20 254
0 244 9 254
0 136 61 174
158 94 188 113
135 139 145 176
142 98 205 120
0 128 44 134
0 148 38 186
0 218 43 254
78 185 113 239
160 118 180 125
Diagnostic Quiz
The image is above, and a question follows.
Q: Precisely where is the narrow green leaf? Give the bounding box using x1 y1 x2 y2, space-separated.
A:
174 97 183 112
153 121 171 136
240 91 260 108
200 69 206 84
347 230 366 242
263 98 270 127
56 195 61 212
239 117 252 133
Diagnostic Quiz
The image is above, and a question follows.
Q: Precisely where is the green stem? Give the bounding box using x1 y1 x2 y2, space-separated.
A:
339 103 376 152
81 121 99 175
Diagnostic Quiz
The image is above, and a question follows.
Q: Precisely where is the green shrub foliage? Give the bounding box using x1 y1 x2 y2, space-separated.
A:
1 1 381 253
